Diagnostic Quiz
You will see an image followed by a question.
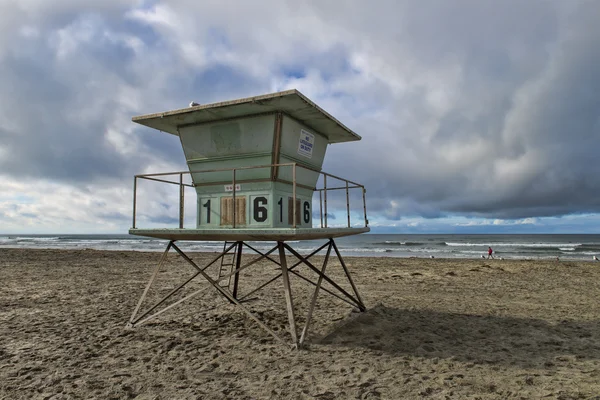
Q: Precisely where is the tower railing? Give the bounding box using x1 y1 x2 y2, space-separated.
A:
131 163 368 230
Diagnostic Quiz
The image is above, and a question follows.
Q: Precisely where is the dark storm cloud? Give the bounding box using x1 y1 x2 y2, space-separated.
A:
0 12 144 182
322 0 600 220
0 8 265 184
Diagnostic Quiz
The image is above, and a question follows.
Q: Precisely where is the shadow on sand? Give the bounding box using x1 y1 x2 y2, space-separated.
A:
318 305 600 368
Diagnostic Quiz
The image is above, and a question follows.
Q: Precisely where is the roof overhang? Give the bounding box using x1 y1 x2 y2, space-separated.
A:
132 89 361 144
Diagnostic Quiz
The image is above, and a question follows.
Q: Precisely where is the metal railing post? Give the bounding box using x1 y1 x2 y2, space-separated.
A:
346 180 350 228
232 169 236 228
292 163 297 228
323 174 327 228
319 189 323 228
362 187 368 227
179 173 184 229
132 177 137 229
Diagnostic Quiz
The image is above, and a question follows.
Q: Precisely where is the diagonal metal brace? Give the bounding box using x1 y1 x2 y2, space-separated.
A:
171 242 290 346
283 241 364 310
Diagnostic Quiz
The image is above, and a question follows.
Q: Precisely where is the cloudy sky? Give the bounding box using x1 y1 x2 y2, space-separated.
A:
1 0 599 234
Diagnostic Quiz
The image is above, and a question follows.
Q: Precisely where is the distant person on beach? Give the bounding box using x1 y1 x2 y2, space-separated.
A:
487 247 494 259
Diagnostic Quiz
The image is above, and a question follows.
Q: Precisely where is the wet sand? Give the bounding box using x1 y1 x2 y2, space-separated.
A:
1 248 600 399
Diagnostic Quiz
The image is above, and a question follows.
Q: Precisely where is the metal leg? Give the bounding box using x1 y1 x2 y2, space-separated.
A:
332 239 366 311
128 241 173 327
278 242 299 348
300 241 333 345
232 241 243 299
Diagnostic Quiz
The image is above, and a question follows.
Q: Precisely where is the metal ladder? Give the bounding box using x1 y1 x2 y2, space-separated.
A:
217 241 237 289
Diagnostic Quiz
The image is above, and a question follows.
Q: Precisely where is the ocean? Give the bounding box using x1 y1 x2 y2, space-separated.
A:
1 233 600 260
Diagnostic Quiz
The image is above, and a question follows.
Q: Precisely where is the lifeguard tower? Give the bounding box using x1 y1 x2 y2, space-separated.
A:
128 89 369 347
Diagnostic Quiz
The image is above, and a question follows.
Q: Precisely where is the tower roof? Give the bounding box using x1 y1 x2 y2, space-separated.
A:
132 89 361 143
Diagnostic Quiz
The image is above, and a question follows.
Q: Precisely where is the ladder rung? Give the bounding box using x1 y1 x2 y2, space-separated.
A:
218 241 238 287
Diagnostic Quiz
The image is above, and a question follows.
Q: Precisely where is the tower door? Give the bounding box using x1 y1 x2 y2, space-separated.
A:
221 197 247 226
288 197 301 225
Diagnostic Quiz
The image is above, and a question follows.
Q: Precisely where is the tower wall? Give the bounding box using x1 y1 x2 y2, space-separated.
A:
195 182 313 229
278 115 327 189
182 114 326 229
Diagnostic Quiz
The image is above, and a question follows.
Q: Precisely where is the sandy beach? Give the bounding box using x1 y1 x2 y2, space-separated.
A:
2 248 600 399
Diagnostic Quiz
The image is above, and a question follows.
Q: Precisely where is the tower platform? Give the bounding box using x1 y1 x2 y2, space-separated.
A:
129 227 369 241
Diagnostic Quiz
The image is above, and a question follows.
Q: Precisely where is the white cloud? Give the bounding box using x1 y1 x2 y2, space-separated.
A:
0 176 127 233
